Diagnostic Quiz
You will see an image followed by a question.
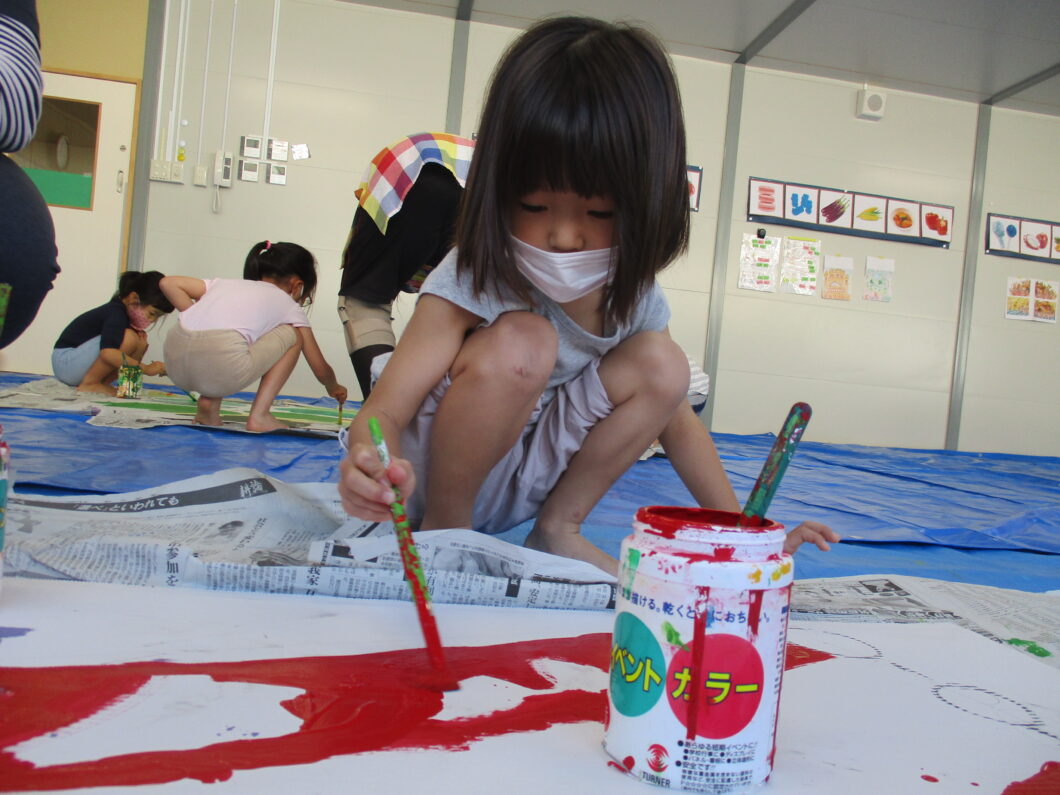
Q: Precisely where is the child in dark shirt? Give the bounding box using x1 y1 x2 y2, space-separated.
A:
52 271 172 395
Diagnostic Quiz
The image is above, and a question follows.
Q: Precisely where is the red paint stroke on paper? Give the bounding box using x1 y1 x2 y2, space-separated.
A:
921 774 939 782
1003 761 1060 794
0 634 833 790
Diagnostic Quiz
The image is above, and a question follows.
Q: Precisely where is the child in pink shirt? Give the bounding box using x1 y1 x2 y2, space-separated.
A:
161 241 347 431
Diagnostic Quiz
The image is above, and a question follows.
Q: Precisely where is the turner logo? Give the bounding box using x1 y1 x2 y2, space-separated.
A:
647 743 669 772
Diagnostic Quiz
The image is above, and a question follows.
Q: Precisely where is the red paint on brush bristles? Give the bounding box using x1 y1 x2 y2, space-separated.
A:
389 494 457 691
367 416 457 692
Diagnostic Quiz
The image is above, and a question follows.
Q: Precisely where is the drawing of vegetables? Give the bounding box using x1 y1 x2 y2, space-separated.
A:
993 219 1007 248
858 206 881 221
1022 232 1049 251
892 208 913 229
821 196 849 223
924 212 949 236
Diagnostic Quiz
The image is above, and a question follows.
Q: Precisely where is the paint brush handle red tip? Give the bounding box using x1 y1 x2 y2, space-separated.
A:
367 416 458 691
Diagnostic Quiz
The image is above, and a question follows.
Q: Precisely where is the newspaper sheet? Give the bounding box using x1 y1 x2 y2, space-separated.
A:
3 468 616 610
792 574 1060 669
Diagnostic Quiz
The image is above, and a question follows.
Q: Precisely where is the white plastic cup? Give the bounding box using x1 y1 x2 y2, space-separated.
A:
604 507 794 793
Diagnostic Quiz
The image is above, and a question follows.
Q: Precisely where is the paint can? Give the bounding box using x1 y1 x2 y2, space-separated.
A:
604 506 794 793
115 363 143 399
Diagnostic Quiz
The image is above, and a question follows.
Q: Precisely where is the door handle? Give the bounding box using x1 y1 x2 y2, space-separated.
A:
116 170 125 193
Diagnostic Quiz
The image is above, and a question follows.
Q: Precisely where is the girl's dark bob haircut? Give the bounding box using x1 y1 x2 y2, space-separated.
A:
456 16 689 325
113 270 174 314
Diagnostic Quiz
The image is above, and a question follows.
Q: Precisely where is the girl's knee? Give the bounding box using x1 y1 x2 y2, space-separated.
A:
607 332 689 402
457 311 557 388
120 328 148 356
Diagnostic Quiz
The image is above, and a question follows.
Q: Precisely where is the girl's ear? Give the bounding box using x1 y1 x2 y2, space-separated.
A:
123 291 141 305
288 277 305 303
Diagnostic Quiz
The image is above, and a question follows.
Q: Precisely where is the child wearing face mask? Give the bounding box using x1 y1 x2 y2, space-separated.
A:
338 17 838 576
160 241 347 432
52 270 173 395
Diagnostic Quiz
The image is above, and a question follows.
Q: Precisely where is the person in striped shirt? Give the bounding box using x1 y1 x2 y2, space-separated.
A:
0 0 59 348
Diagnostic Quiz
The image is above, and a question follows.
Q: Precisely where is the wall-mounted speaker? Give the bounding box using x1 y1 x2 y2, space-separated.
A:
856 89 886 120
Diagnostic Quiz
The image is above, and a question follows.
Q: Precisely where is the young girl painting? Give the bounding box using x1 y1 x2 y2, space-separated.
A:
338 17 836 575
160 241 347 431
52 271 172 394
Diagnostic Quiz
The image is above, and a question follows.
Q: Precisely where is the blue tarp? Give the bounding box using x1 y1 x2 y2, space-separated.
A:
2 373 1057 592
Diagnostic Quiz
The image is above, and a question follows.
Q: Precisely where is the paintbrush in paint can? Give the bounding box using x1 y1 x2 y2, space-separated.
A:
739 402 812 526
368 416 458 691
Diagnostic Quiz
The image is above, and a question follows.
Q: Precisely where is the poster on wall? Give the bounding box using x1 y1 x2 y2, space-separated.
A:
821 255 853 301
738 233 780 292
748 177 953 248
779 237 820 295
687 165 703 212
863 256 895 302
1005 277 1057 323
852 195 887 234
987 213 1060 264
818 190 853 228
886 199 920 237
785 184 819 223
749 178 784 217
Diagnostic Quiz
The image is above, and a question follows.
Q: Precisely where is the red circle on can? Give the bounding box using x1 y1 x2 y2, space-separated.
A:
666 634 765 739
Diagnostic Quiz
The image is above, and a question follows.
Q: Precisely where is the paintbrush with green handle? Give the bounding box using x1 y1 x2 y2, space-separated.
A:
739 402 812 527
368 416 458 691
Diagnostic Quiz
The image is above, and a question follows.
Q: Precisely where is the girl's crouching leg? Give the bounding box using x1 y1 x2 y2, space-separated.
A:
531 332 688 574
421 311 558 530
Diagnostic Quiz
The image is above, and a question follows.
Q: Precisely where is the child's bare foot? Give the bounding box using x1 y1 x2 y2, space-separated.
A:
246 413 288 433
524 521 618 577
195 396 222 426
77 382 117 396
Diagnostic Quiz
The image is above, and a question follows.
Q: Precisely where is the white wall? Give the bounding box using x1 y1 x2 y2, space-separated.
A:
713 69 980 449
141 0 455 400
133 1 1057 454
958 109 1060 456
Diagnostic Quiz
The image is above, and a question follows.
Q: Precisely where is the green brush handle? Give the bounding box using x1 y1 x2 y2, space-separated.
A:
739 402 812 526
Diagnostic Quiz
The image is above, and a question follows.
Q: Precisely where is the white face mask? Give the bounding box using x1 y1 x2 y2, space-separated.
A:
510 236 614 303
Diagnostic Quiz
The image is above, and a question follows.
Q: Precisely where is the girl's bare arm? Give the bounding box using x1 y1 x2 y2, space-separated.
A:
338 294 481 520
159 276 206 311
296 326 347 403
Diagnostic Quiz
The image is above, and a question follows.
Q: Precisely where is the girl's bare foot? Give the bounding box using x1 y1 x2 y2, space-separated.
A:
524 521 618 577
195 396 222 426
77 382 117 396
246 413 288 433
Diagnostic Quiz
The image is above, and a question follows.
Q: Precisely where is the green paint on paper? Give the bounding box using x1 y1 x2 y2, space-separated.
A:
1006 638 1052 658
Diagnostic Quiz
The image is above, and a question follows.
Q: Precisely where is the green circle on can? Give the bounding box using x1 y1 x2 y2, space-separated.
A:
610 611 664 717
